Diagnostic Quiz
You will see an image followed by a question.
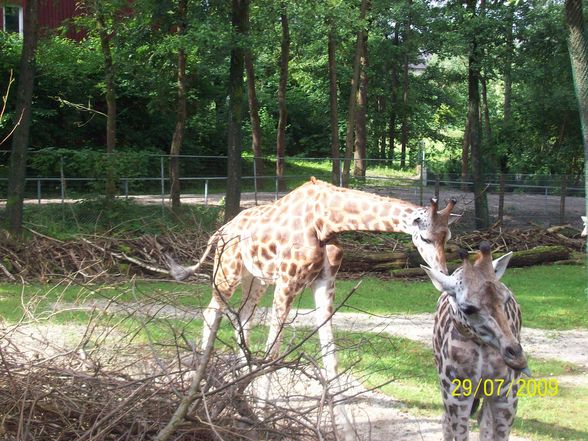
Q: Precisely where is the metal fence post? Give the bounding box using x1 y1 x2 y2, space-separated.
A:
275 175 279 201
560 174 567 225
60 156 65 205
339 159 343 187
124 179 129 200
160 156 165 209
204 179 209 205
253 158 258 206
37 179 41 204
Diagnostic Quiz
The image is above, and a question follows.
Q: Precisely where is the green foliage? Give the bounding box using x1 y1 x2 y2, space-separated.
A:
10 199 223 238
0 0 583 179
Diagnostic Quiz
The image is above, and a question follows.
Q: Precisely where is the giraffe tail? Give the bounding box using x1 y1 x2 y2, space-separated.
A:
166 231 221 281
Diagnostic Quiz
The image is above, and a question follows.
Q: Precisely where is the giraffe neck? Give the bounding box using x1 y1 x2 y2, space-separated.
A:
315 185 422 240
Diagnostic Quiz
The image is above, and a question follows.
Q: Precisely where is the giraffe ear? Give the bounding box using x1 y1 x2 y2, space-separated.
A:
447 213 461 225
421 265 456 295
492 252 513 280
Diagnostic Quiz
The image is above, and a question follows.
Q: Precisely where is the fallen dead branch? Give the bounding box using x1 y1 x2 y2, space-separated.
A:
0 225 583 283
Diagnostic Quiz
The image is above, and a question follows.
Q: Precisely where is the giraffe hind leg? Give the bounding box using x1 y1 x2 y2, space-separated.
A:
202 252 242 352
233 270 267 360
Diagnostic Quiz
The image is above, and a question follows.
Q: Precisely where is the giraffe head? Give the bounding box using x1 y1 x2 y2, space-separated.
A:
582 216 587 237
422 242 530 374
410 198 458 274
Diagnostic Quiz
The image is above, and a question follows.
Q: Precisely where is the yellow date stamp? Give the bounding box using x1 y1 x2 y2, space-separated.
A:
451 378 559 397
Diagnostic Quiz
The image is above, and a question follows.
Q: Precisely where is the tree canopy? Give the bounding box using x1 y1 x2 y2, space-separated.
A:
0 0 584 179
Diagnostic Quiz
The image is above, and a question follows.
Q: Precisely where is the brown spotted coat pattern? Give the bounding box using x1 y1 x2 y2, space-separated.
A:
429 246 528 441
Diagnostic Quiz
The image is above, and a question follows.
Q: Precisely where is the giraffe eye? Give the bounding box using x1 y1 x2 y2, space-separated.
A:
461 305 480 315
420 235 432 244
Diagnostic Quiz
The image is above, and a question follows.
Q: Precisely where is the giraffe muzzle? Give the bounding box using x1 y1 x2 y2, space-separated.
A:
502 343 529 373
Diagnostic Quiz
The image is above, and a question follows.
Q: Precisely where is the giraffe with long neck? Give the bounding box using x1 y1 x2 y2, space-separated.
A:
423 242 530 441
169 178 458 438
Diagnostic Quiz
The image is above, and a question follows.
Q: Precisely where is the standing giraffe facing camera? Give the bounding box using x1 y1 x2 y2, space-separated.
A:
422 242 530 441
169 177 458 439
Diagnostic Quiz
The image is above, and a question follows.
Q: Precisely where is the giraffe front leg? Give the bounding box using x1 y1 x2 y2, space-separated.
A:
486 384 518 441
257 282 295 410
201 295 225 352
477 398 495 441
441 390 474 441
311 274 357 441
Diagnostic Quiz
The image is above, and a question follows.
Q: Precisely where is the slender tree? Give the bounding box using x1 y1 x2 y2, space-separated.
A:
353 31 368 178
276 1 290 192
225 0 249 221
93 0 118 200
169 0 188 213
245 49 263 189
564 0 588 257
460 116 471 192
6 0 39 235
342 0 369 186
388 23 400 161
466 0 489 229
399 0 412 168
327 22 340 185
499 2 515 222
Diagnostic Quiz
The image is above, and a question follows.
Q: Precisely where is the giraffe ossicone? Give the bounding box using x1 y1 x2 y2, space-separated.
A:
424 242 528 441
168 178 458 439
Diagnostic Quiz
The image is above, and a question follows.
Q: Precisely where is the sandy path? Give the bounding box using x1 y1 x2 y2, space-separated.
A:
64 300 588 369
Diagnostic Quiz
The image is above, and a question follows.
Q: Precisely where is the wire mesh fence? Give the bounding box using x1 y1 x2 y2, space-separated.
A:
0 151 585 232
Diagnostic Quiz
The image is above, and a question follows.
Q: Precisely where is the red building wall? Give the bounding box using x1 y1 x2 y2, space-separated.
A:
1 0 80 35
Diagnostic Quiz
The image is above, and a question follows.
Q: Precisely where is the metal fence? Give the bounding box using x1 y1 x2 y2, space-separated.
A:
0 152 585 232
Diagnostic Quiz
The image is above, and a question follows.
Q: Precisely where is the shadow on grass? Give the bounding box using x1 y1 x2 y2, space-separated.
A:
513 417 588 440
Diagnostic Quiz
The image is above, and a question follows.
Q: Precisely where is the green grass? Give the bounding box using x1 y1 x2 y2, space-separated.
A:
1 269 587 441
335 332 588 441
2 264 585 329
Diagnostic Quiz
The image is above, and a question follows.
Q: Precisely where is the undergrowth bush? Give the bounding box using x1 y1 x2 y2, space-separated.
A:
11 198 223 239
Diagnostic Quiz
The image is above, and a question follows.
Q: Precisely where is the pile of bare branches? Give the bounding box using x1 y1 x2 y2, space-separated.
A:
453 225 586 253
0 224 583 282
0 229 210 282
0 296 343 440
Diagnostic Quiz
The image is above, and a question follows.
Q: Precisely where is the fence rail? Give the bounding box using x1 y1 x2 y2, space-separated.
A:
0 154 585 231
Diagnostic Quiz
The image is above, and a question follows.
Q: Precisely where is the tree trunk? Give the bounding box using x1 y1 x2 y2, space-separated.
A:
95 1 117 201
328 28 340 185
460 116 470 191
225 0 249 222
6 0 39 235
276 1 290 192
353 32 368 178
342 0 368 186
467 0 489 229
169 0 188 213
400 0 412 168
245 51 263 190
378 96 386 159
481 73 491 143
388 23 400 162
503 3 513 128
499 2 514 221
564 0 588 258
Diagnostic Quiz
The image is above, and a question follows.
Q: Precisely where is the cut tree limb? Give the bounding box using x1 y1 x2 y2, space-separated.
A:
389 245 571 278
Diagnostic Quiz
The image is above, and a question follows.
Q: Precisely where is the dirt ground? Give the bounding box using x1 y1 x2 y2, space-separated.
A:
50 299 587 440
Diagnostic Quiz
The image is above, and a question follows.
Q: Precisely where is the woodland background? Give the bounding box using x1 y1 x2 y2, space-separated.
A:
1 0 587 229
